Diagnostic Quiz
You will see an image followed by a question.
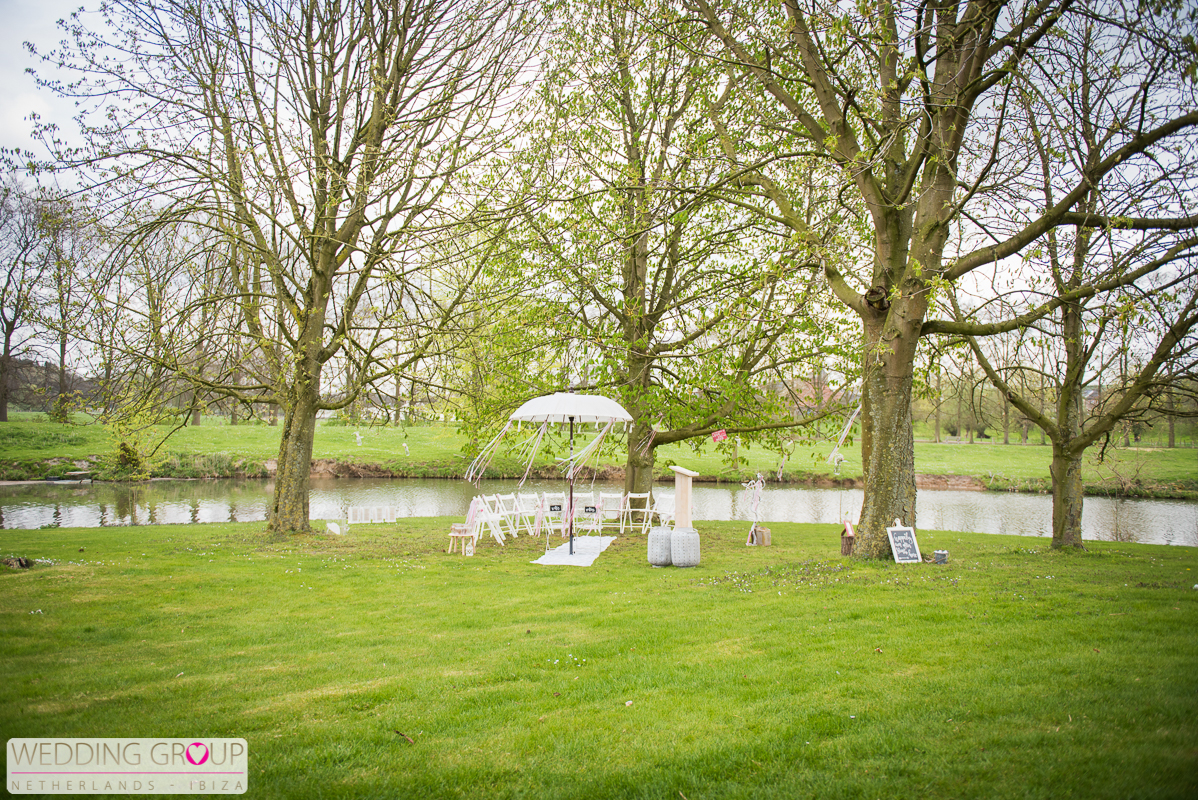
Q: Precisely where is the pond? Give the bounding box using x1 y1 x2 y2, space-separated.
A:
1 477 1195 546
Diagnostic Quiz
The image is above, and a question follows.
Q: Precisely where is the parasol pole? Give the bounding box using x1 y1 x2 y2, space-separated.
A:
568 414 575 555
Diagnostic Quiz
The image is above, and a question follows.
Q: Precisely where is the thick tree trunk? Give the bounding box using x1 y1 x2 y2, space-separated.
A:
1050 298 1087 549
269 385 320 533
624 422 655 499
1050 441 1085 548
856 315 919 559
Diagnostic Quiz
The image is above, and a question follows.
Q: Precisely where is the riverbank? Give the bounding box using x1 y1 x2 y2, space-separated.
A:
2 520 1196 798
1 413 1195 499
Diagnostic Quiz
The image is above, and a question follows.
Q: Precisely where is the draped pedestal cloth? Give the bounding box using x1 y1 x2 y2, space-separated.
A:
531 536 616 567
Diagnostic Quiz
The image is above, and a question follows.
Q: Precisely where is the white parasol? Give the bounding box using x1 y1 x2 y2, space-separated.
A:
509 392 632 425
465 392 632 555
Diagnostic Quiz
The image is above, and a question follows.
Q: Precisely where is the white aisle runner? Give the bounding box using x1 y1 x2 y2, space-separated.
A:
531 536 617 567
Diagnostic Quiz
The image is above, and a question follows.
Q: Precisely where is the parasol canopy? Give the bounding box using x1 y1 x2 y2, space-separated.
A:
465 391 633 486
509 392 633 425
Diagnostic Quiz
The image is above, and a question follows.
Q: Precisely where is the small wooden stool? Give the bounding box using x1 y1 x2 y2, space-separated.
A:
448 523 475 555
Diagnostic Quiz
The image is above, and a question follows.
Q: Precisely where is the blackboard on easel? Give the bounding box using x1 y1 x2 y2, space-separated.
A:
886 522 921 564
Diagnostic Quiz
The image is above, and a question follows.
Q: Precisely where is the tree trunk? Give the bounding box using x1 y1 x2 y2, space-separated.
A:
624 422 656 498
102 336 114 418
0 352 9 423
1002 397 1010 444
856 315 919 560
956 383 963 441
1050 296 1088 548
1050 441 1085 548
230 369 240 426
58 334 67 404
270 387 319 533
934 370 941 443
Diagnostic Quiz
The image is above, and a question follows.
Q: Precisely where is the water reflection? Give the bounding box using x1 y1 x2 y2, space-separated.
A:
0 477 1194 546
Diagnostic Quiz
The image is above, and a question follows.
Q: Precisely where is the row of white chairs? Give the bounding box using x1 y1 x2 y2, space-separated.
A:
449 491 673 552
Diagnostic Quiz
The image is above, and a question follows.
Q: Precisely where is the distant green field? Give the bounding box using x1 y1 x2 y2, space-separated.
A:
2 520 1195 798
0 412 1194 495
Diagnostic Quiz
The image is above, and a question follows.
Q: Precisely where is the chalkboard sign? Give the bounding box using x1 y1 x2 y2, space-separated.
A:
584 505 598 514
549 504 563 513
886 525 921 564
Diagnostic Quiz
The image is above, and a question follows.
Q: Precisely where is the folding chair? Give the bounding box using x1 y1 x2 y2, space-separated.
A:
575 491 603 536
495 493 522 538
540 492 568 538
478 495 507 545
516 492 540 536
599 491 625 534
621 492 652 534
649 497 675 529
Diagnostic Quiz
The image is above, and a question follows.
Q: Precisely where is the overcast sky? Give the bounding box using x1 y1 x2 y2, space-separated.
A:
0 0 84 158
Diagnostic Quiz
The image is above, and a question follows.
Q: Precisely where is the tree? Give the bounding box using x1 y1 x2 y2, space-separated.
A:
34 0 539 531
513 0 852 495
35 192 96 421
690 0 1198 556
943 5 1198 547
0 179 49 421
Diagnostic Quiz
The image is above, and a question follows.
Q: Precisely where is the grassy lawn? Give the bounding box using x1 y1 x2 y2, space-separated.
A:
3 520 1196 798
2 412 1195 494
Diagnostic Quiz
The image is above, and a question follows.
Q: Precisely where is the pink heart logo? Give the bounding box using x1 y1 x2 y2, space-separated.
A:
185 743 209 766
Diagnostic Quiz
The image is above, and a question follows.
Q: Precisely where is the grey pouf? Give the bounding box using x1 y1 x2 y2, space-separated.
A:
647 526 673 566
670 527 700 568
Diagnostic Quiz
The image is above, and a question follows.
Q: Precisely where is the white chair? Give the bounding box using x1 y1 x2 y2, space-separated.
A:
477 495 507 545
540 492 568 538
350 506 397 525
649 498 675 529
621 492 651 534
599 492 624 534
575 492 603 535
516 493 540 536
448 497 481 554
495 493 522 538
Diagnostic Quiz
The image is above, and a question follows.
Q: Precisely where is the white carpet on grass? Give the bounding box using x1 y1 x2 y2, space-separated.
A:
532 536 617 567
